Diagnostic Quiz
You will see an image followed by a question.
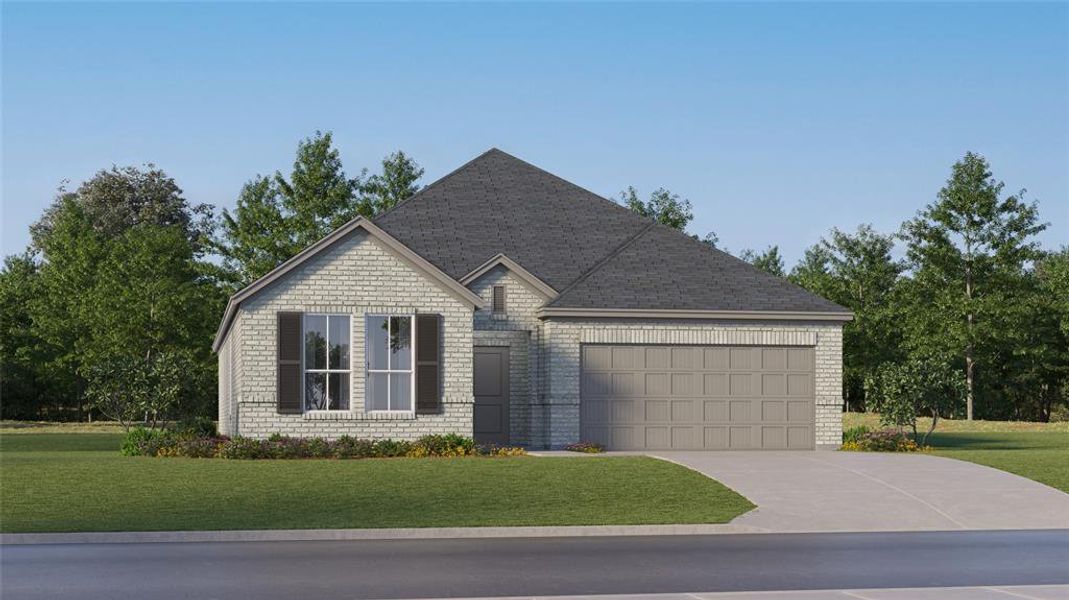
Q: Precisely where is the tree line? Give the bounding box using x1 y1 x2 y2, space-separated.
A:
1 135 1065 423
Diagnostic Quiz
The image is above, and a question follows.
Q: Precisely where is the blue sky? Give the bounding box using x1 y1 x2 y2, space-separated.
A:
3 2 1066 264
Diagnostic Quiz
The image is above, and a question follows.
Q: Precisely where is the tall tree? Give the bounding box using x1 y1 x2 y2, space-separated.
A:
18 166 223 420
790 225 904 409
362 150 424 214
740 246 786 277
619 186 693 231
31 165 213 255
216 133 424 284
899 152 1047 419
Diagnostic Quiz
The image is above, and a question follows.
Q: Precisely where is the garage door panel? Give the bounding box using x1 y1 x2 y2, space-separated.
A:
761 400 786 422
704 400 728 422
787 374 811 396
671 373 697 395
646 373 669 395
703 373 728 396
644 427 668 448
729 426 752 449
671 400 696 422
645 400 670 421
704 348 730 370
787 426 810 449
729 373 752 396
729 400 751 422
787 400 811 422
581 345 815 450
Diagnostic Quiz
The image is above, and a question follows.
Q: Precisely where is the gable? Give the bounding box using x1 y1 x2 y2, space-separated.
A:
212 218 483 352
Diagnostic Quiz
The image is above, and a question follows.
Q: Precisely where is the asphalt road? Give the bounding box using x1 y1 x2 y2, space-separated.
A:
2 530 1068 600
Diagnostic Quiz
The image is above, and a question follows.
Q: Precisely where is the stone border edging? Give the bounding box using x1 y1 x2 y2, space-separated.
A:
0 524 766 545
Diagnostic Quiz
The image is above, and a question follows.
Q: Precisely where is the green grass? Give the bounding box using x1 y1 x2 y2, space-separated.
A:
927 431 1069 494
842 412 1069 494
0 433 754 533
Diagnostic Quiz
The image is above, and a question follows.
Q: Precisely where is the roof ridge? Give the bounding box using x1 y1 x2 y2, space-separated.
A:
546 220 657 307
485 148 652 225
372 147 499 224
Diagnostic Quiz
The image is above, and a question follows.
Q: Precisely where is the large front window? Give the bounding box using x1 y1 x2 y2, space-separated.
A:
366 315 413 412
303 314 350 411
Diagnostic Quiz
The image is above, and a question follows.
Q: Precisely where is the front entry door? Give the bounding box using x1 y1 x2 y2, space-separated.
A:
473 346 510 445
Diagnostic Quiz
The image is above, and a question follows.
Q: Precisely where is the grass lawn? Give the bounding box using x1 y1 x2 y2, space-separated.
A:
0 433 754 533
843 412 1069 494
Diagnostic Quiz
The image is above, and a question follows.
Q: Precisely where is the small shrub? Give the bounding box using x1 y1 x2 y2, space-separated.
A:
374 439 411 458
306 437 332 459
842 425 871 445
333 435 375 459
157 437 221 458
841 429 922 452
121 426 173 456
482 445 527 457
564 441 605 454
217 437 267 459
410 434 478 457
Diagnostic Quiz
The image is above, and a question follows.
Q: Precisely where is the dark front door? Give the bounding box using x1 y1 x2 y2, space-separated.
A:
473 346 510 445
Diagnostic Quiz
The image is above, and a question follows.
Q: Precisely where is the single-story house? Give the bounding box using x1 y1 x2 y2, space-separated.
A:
213 149 851 450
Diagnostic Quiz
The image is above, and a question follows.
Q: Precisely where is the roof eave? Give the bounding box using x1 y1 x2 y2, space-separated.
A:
536 307 855 322
211 217 485 352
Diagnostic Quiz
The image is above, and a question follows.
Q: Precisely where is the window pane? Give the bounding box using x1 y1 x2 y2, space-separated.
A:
304 373 327 411
304 315 327 370
367 372 389 411
390 373 412 411
329 373 350 411
367 316 388 370
390 316 412 370
329 316 350 370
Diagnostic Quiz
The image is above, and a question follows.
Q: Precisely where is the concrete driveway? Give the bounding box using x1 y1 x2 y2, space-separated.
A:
652 451 1069 532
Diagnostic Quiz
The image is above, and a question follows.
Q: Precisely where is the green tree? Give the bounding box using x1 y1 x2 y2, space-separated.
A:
18 166 223 421
362 150 424 214
0 254 74 419
31 165 213 255
790 225 904 410
619 186 693 231
740 246 785 277
865 355 967 445
82 224 225 418
216 133 424 284
899 152 1047 419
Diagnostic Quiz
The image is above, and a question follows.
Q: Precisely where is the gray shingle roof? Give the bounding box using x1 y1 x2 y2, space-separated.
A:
546 222 848 312
375 148 847 315
374 149 651 291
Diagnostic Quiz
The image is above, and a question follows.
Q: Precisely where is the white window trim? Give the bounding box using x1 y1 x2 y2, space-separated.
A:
302 314 352 413
365 314 416 415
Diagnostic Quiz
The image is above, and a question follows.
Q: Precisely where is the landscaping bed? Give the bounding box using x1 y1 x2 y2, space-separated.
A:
0 433 754 533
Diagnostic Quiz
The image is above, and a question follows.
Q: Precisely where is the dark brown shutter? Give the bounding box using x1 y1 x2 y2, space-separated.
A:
277 312 303 414
415 314 441 414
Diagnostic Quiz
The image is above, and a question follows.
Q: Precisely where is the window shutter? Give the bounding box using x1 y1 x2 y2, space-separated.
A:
277 312 303 414
415 314 441 414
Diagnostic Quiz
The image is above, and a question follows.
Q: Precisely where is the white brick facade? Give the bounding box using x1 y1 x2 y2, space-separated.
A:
217 239 844 449
222 229 475 440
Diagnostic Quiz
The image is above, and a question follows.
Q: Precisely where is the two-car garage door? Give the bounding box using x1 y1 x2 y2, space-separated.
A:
579 345 815 450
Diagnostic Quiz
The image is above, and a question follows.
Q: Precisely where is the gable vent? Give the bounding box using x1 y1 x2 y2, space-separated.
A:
492 285 506 314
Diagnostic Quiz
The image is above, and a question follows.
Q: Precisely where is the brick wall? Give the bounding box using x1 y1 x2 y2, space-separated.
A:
230 229 475 440
468 265 548 447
